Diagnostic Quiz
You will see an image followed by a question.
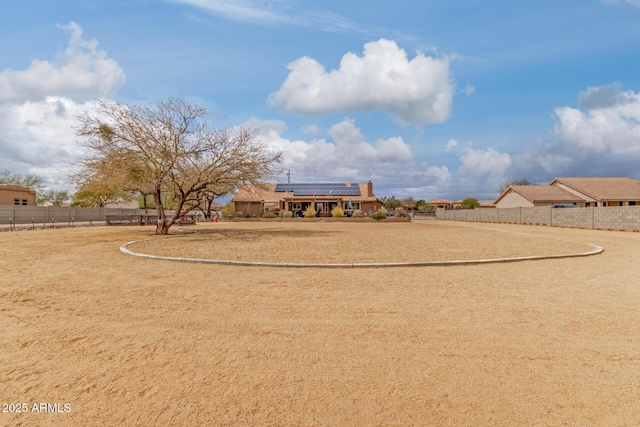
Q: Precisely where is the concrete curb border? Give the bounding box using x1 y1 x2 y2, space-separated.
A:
119 229 604 268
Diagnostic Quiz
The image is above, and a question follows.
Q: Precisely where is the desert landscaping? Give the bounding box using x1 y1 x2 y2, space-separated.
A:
1 220 639 426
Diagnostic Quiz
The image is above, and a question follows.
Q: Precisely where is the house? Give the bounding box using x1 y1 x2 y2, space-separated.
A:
0 184 36 206
232 181 384 217
550 177 640 207
494 185 585 208
427 198 453 209
494 177 640 208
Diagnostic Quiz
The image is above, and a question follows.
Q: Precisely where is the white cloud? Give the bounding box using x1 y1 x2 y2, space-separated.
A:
247 116 515 200
269 39 453 126
0 22 125 103
450 145 511 197
508 84 640 182
167 0 376 39
0 23 125 189
167 0 293 25
462 83 475 96
445 138 458 151
300 124 320 134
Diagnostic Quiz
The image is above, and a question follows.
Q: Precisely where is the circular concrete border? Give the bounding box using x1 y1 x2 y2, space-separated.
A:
119 227 604 268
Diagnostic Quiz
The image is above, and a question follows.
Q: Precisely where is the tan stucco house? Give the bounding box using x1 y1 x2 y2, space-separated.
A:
550 177 640 207
232 181 384 217
495 185 585 208
0 184 36 206
495 177 640 208
427 198 453 209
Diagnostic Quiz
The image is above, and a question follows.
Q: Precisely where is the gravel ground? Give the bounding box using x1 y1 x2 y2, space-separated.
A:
1 220 638 426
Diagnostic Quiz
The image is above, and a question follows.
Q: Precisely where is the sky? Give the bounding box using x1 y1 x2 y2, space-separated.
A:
1 0 640 202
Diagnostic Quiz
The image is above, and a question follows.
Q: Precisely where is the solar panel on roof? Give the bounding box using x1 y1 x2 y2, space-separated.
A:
274 183 361 196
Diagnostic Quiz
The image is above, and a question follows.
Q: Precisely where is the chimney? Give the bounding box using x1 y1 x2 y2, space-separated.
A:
367 180 373 197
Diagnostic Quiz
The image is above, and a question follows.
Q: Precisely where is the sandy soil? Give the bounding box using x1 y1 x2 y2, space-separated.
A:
1 220 639 426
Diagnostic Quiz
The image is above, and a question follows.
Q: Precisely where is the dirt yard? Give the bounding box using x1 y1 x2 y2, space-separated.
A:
1 220 639 426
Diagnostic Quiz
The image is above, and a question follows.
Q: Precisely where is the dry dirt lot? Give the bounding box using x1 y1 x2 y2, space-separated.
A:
1 220 639 426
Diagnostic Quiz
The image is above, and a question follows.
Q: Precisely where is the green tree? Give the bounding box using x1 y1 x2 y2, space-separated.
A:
460 197 480 209
71 182 134 207
383 195 401 210
75 97 281 235
402 196 416 210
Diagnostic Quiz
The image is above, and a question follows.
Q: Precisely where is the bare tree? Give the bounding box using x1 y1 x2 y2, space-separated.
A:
75 97 281 235
498 178 532 194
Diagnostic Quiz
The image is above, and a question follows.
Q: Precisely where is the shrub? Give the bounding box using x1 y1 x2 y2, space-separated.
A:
331 207 345 217
352 210 364 218
261 212 277 218
221 208 235 219
371 211 387 221
303 206 317 218
279 210 293 218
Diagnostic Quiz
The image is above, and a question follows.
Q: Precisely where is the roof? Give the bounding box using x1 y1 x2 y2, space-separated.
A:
274 183 360 196
550 177 640 201
495 185 584 204
232 183 382 203
427 198 453 204
0 184 36 194
232 184 288 202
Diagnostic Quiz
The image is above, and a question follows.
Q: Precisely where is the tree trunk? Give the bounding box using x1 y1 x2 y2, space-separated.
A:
155 222 171 235
154 188 169 235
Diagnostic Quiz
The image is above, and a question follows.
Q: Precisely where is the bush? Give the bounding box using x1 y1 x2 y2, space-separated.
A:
331 207 345 217
261 212 277 218
221 209 235 219
303 206 317 218
279 210 293 218
370 211 387 221
352 210 364 218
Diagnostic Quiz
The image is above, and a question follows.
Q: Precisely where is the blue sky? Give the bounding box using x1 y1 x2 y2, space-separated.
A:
1 0 639 201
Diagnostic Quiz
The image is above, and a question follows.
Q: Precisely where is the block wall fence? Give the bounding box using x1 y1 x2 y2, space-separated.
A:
436 206 640 231
0 206 153 226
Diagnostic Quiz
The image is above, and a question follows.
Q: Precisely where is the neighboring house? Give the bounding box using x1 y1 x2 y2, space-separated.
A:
478 200 496 208
494 185 584 208
550 177 640 207
427 198 453 209
0 184 36 206
232 181 384 217
494 177 640 208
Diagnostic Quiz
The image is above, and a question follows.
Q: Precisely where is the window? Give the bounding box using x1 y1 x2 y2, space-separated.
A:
630 201 637 206
21 199 27 205
292 202 301 211
14 199 20 205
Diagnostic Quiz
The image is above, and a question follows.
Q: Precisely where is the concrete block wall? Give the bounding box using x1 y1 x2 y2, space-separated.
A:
552 207 593 229
521 206 552 226
478 208 498 223
496 208 519 224
436 205 640 232
593 206 640 231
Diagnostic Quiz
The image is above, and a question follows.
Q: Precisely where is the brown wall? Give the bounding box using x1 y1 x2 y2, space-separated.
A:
0 188 36 206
